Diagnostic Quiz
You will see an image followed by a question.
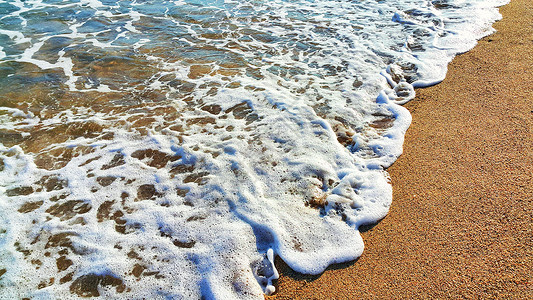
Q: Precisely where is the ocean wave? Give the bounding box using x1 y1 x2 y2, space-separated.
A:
0 0 508 298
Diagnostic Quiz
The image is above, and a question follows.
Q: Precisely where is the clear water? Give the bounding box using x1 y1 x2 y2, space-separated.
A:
0 0 507 298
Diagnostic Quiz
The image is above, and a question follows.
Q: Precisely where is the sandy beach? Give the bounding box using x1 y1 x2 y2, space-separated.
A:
268 0 532 298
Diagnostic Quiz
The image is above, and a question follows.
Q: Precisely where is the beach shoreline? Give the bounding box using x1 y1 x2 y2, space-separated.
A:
268 0 532 298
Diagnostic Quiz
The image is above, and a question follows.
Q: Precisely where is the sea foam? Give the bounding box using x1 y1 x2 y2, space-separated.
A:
0 0 508 298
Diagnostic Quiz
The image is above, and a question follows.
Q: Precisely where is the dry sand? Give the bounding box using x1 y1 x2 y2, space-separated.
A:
267 0 532 298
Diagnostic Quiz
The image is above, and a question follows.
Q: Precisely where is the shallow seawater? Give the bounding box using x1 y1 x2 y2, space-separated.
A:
0 0 507 298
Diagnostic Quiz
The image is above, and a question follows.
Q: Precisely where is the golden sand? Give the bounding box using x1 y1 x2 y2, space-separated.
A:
268 0 532 298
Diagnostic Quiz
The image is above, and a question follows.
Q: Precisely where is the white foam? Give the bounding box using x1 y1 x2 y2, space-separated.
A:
0 29 31 44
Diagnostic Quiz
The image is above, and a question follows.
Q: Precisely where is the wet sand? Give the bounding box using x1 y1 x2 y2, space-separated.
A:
268 0 532 298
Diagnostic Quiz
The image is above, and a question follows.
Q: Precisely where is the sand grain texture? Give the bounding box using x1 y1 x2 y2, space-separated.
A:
268 0 532 298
